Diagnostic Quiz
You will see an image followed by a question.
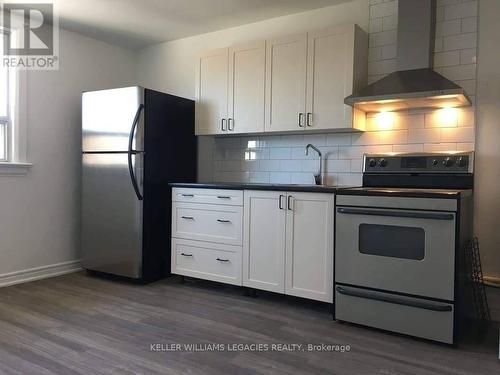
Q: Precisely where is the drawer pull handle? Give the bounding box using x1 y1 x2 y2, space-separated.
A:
217 219 231 223
181 194 194 197
336 207 454 220
336 286 453 312
216 258 230 262
181 216 194 220
217 196 231 199
181 253 193 257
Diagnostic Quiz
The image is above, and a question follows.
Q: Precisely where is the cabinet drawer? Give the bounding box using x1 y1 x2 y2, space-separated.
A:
172 202 243 245
335 285 454 344
172 239 242 285
172 188 243 206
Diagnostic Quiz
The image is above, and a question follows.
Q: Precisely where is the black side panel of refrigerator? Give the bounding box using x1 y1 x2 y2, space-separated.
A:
142 89 197 282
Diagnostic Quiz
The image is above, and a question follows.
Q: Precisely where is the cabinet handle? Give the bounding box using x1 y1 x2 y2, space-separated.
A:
298 113 304 127
287 195 294 211
216 258 230 262
181 194 194 197
181 216 194 220
306 112 313 127
217 196 231 199
228 118 234 131
279 194 285 210
221 118 227 131
217 219 231 223
181 253 193 257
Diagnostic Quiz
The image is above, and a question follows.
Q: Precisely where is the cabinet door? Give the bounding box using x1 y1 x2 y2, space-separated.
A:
195 48 229 135
285 192 334 302
265 33 307 132
228 41 266 134
306 25 356 130
243 191 286 293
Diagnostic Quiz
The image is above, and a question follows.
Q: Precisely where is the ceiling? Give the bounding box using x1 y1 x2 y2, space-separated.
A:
54 0 353 50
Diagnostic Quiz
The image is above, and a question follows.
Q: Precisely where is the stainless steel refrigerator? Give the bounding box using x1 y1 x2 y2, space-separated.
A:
81 86 196 281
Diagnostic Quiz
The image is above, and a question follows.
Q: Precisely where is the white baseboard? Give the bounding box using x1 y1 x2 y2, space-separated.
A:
0 260 82 288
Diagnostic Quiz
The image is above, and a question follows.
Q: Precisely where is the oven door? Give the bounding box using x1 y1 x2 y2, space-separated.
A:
335 206 456 301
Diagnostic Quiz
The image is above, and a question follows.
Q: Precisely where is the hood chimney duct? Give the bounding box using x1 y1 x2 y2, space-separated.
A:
397 0 436 71
344 0 470 113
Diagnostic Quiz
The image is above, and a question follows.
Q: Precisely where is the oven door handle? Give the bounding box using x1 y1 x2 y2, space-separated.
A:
336 286 452 312
336 207 454 221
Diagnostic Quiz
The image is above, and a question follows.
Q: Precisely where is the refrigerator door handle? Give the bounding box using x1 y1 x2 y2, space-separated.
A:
128 104 144 201
129 104 144 152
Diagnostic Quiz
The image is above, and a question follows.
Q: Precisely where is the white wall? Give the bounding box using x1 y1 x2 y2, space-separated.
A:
0 29 137 279
475 0 500 281
137 0 370 181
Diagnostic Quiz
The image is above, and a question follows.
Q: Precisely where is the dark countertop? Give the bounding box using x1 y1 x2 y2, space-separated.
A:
169 183 473 199
169 182 339 193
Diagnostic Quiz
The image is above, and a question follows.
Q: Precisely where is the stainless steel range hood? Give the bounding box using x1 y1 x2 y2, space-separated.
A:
344 0 471 113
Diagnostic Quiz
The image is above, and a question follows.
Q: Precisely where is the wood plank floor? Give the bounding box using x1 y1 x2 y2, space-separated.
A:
0 272 498 375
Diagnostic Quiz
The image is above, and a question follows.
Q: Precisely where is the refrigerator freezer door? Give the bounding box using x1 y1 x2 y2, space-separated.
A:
82 152 144 278
82 86 144 152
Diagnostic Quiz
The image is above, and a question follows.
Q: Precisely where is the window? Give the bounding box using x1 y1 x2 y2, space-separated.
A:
0 30 9 161
0 28 29 174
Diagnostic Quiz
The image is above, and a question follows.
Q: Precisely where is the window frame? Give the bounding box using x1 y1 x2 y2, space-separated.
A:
0 27 30 175
0 30 10 162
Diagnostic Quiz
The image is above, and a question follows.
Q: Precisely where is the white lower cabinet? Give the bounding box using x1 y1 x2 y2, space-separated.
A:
171 188 334 302
171 188 243 285
243 190 334 302
284 192 334 303
243 191 286 293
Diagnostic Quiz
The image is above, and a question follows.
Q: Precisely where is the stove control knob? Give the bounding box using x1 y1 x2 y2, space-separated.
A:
368 158 377 168
457 156 467 168
432 159 438 166
443 157 454 167
379 158 388 168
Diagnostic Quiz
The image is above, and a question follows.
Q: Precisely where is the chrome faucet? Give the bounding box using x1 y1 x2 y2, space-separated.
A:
305 144 323 185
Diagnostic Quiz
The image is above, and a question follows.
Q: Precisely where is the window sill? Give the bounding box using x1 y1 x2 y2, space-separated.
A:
0 162 32 176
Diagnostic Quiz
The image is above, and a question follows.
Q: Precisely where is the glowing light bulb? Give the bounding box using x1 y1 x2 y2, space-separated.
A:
438 107 458 126
375 111 394 130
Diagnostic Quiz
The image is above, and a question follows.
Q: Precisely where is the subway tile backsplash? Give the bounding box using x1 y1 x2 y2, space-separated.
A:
205 0 477 186
210 108 475 187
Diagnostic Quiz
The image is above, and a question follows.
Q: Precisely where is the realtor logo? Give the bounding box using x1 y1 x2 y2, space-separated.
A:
1 1 59 69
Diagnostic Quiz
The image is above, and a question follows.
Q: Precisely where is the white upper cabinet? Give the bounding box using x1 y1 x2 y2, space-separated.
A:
264 33 308 133
195 24 367 135
228 41 266 134
285 192 334 303
306 25 367 131
195 48 229 135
